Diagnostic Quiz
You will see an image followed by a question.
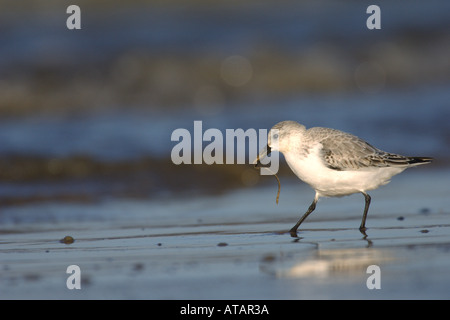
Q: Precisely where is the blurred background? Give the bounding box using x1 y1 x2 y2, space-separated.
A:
0 0 449 217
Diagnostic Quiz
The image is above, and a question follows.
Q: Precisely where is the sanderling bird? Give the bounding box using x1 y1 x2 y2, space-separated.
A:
255 121 433 236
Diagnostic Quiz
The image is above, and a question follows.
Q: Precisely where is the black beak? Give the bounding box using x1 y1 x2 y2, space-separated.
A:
266 144 272 156
254 144 271 168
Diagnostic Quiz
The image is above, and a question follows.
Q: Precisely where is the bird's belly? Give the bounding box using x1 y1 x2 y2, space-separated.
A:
284 154 405 197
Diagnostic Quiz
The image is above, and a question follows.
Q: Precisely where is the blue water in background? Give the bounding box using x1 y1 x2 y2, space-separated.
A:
1 0 450 64
0 0 448 204
0 84 448 161
0 0 449 161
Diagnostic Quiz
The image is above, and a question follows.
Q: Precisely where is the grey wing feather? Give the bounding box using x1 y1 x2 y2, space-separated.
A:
310 128 422 171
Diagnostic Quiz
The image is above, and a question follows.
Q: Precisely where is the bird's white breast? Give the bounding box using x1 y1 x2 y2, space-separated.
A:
283 144 406 197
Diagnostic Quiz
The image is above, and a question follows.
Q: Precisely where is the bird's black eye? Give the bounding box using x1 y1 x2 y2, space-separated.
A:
273 133 279 139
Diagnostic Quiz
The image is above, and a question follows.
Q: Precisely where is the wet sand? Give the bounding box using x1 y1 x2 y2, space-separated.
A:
1 167 449 299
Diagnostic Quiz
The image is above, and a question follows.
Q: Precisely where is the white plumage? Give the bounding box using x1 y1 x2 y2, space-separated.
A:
256 120 433 236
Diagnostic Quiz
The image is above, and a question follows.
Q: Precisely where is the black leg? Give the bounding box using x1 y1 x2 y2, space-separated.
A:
359 192 371 232
289 197 318 236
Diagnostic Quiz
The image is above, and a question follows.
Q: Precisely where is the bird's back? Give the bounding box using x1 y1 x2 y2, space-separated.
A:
305 127 433 171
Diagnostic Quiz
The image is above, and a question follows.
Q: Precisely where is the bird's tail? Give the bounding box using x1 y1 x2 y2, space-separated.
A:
406 157 434 166
383 155 433 167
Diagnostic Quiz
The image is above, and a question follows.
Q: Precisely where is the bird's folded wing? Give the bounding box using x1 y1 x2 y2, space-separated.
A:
315 129 410 171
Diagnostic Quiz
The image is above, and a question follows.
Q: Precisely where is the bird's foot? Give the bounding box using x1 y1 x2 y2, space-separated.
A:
359 226 368 237
289 228 300 238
